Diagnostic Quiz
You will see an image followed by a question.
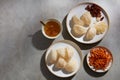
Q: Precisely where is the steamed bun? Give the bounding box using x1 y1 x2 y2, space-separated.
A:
65 47 74 62
71 24 87 37
71 16 84 27
64 58 78 72
94 21 108 35
47 49 58 64
80 12 92 27
57 48 66 58
55 57 67 69
84 26 96 41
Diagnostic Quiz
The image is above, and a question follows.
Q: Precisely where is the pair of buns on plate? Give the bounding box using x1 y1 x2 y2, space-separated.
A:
47 47 78 73
71 11 108 41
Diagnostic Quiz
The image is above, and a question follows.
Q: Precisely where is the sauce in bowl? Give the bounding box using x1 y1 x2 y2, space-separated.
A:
44 20 61 37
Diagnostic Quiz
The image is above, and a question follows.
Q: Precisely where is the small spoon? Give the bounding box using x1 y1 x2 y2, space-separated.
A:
40 21 46 26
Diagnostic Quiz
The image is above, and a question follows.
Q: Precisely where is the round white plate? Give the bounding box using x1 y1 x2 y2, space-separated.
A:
45 40 82 77
86 46 113 73
66 2 109 44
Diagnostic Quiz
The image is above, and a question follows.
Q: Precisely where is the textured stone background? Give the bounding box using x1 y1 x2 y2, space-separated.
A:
0 0 120 80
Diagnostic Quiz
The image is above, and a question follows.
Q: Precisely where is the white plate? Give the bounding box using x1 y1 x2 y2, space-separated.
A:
45 40 82 77
66 2 109 44
86 46 113 73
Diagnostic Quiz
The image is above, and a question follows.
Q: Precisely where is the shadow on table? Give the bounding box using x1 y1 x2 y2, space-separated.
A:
40 51 74 80
32 30 54 50
83 55 108 77
62 15 101 50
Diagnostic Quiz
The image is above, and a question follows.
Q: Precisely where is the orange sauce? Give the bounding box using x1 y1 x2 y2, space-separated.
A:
44 21 61 37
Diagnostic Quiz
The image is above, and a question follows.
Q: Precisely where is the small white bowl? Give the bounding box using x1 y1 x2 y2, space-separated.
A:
86 46 113 73
42 19 63 39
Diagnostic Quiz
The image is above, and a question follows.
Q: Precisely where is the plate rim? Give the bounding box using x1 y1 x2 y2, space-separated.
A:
45 40 83 78
86 46 113 73
66 2 110 44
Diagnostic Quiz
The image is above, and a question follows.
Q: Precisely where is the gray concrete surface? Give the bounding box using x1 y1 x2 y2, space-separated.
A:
0 0 120 80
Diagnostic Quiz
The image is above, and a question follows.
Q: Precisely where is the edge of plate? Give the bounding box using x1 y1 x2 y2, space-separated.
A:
66 2 110 44
45 40 83 78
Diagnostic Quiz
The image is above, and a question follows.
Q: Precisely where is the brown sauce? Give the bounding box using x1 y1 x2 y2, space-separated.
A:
44 21 61 37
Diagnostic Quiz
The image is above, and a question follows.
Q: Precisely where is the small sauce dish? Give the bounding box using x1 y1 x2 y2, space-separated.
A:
86 46 113 73
41 19 62 39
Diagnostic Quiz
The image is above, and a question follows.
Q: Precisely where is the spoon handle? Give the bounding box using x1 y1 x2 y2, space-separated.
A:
40 21 46 26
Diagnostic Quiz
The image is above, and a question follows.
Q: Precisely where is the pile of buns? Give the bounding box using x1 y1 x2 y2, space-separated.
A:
47 46 78 73
71 11 108 41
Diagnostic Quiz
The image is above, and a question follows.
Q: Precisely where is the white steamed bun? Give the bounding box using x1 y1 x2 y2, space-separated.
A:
94 21 108 35
57 47 66 58
47 49 58 64
71 24 87 37
64 58 78 72
84 26 96 41
80 12 92 27
65 46 74 62
71 16 84 27
55 57 67 69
